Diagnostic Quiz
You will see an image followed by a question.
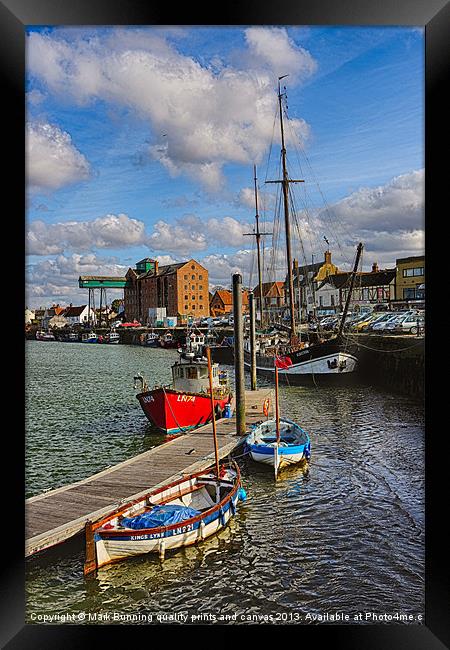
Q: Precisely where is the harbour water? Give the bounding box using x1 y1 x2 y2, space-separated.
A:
25 340 424 624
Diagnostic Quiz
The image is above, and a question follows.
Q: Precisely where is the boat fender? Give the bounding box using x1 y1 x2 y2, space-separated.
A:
263 397 270 417
238 487 247 502
219 507 226 526
305 443 311 460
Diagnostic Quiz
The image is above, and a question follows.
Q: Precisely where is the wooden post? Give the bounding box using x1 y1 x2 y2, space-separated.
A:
206 347 221 478
233 273 246 435
249 292 257 390
274 364 280 478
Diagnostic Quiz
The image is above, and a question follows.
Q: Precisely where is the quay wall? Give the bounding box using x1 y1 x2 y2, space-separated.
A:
354 334 424 399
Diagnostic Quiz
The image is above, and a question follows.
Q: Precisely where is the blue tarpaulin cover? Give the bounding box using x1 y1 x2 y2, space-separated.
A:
121 504 201 530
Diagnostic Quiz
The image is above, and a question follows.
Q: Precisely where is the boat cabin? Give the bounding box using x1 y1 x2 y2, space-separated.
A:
171 359 227 394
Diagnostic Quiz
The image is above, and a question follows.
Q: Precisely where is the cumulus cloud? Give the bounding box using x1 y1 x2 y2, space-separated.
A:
145 214 256 253
324 169 424 232
26 253 128 306
26 214 146 255
27 27 315 191
26 122 91 192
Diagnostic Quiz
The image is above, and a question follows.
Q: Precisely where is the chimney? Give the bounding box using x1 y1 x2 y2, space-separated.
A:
372 262 379 273
324 250 332 265
154 260 159 274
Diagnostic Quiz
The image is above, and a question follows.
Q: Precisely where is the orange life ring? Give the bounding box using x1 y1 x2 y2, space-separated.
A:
263 397 270 417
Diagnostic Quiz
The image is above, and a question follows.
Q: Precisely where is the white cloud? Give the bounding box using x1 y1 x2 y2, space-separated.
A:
26 122 91 192
145 214 256 254
26 214 146 255
26 253 128 307
27 28 316 191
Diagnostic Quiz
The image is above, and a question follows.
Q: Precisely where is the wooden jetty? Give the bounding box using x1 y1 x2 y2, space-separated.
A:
25 388 273 558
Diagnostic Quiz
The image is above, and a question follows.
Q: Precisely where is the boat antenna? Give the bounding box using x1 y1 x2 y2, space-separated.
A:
243 165 272 329
206 347 221 479
266 77 304 343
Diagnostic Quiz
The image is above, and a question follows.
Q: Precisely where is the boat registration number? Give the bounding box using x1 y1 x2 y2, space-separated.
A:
176 395 196 402
142 395 155 403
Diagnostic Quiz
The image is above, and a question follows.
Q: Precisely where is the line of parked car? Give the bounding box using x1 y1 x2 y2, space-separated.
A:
315 309 425 335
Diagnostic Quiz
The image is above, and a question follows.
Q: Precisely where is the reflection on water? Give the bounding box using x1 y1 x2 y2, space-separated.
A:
25 341 424 623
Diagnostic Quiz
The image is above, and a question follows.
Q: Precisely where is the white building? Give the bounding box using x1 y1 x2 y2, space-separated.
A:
62 304 94 325
25 308 35 324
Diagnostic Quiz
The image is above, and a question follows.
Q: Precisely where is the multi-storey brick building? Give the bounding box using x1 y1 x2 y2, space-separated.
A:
124 258 209 323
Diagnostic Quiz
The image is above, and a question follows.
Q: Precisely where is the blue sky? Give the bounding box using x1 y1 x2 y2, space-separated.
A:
25 25 424 307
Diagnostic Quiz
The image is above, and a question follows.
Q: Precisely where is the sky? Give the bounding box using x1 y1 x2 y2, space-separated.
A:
25 25 424 308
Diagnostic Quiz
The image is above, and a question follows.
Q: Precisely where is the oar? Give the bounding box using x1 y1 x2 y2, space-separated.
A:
274 364 280 479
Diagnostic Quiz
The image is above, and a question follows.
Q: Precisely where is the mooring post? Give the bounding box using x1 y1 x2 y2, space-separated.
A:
232 273 246 435
249 291 257 390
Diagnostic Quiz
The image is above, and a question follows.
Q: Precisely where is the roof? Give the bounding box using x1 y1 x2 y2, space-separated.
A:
318 269 396 290
212 290 233 305
253 281 285 298
396 255 424 265
63 305 88 317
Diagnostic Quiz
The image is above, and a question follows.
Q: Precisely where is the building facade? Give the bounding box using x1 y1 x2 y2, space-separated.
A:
124 258 210 323
395 255 425 303
316 264 396 312
209 289 249 317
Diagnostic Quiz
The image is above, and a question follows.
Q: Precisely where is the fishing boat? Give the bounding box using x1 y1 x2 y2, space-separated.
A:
159 331 178 349
105 330 120 344
134 351 232 434
242 78 361 384
245 365 311 477
81 331 98 343
144 331 160 347
35 330 55 341
84 348 246 574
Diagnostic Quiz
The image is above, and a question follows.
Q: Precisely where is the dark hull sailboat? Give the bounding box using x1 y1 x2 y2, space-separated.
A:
244 336 359 385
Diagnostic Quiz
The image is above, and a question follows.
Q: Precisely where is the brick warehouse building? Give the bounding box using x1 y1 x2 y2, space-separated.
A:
124 258 209 323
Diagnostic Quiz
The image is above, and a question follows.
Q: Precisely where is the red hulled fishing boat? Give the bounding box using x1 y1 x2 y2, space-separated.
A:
134 342 232 434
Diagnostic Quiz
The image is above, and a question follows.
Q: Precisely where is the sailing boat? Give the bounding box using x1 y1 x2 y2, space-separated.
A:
243 78 362 384
84 347 246 574
245 365 311 478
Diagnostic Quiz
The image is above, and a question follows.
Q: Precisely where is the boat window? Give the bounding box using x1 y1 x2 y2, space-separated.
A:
199 368 208 378
186 367 198 379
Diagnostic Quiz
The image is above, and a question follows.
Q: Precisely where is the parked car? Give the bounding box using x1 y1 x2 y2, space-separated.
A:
389 314 425 334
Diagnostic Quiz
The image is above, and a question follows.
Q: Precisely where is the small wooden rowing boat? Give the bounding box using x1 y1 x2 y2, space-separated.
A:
245 365 311 477
84 462 245 573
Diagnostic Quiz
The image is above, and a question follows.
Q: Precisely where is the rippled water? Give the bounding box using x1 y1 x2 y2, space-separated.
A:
25 340 424 624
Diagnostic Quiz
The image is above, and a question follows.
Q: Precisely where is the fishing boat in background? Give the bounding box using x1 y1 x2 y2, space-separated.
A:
245 365 311 477
144 331 160 347
35 330 55 341
81 332 98 343
159 331 178 349
134 349 232 434
84 347 246 574
105 330 120 344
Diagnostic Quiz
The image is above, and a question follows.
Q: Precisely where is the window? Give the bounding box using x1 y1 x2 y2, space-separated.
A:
403 288 416 299
187 367 197 379
199 295 203 300
403 267 424 277
199 305 203 310
191 265 195 270
192 285 195 290
185 295 188 300
192 275 196 280
331 295 335 306
192 295 195 300
184 275 188 280
184 305 189 310
199 275 203 280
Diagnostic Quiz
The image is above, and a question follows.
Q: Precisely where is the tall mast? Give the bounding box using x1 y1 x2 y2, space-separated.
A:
338 242 364 338
266 77 304 342
244 165 271 328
